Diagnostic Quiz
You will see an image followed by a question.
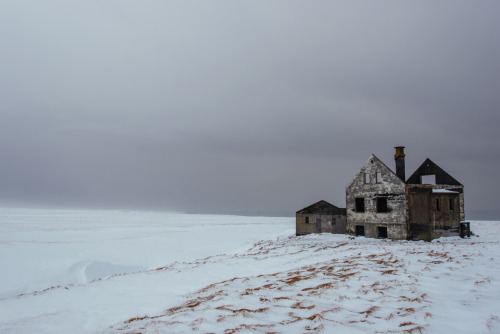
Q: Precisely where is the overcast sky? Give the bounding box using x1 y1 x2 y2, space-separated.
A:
1 1 499 218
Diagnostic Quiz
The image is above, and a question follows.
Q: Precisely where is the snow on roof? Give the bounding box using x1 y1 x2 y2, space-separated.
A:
432 189 459 194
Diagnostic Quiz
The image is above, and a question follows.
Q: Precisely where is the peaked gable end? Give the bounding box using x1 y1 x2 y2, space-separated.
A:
406 158 462 186
346 154 404 190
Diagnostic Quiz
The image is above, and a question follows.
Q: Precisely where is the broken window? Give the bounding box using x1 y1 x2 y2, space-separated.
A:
378 226 388 238
449 198 454 211
364 173 370 184
436 198 441 211
376 172 382 183
355 198 365 212
377 197 388 213
305 216 309 224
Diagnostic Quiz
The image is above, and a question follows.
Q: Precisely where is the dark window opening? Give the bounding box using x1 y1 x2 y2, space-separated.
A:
305 216 309 224
378 226 388 238
449 198 454 211
436 198 441 211
355 225 365 236
377 197 388 213
355 198 365 212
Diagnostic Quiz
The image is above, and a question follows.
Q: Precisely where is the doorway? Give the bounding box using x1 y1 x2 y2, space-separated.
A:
316 217 322 233
355 225 365 236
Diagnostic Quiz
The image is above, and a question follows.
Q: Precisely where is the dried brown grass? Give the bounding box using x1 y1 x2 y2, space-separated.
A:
382 269 398 275
359 306 379 317
291 302 315 310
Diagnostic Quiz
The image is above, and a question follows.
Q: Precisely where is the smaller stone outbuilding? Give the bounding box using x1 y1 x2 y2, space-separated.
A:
296 200 346 236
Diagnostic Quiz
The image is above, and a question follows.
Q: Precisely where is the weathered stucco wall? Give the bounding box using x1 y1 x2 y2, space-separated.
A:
346 155 407 240
296 213 346 236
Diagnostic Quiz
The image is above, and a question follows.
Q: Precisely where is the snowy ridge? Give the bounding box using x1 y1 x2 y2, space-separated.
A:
111 233 500 333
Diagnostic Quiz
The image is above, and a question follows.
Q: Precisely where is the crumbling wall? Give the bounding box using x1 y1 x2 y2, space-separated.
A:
346 155 407 240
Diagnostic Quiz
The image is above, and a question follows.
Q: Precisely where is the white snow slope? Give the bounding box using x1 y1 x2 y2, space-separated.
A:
0 208 499 333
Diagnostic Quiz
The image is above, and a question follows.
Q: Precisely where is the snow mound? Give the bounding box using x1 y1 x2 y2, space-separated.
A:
67 260 144 284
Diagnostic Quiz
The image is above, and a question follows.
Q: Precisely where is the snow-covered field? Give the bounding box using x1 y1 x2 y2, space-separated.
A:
0 208 499 333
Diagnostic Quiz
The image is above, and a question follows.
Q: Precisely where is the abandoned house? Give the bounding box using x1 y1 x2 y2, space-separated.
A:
345 146 467 241
296 200 346 236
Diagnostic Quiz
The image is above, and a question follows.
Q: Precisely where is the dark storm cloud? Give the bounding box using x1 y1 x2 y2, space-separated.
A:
1 1 499 217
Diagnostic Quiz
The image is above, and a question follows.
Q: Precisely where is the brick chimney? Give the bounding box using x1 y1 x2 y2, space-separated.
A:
394 146 405 181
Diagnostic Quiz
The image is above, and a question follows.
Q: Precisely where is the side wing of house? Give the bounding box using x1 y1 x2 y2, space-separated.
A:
345 155 407 240
406 158 464 240
296 200 346 236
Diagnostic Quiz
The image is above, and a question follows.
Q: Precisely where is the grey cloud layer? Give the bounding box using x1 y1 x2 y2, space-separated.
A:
1 1 499 216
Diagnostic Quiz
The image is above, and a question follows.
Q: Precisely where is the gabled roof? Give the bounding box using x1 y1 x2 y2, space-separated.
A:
406 158 462 186
296 200 346 215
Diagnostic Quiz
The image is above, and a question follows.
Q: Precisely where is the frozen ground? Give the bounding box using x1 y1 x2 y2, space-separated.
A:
0 208 499 333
